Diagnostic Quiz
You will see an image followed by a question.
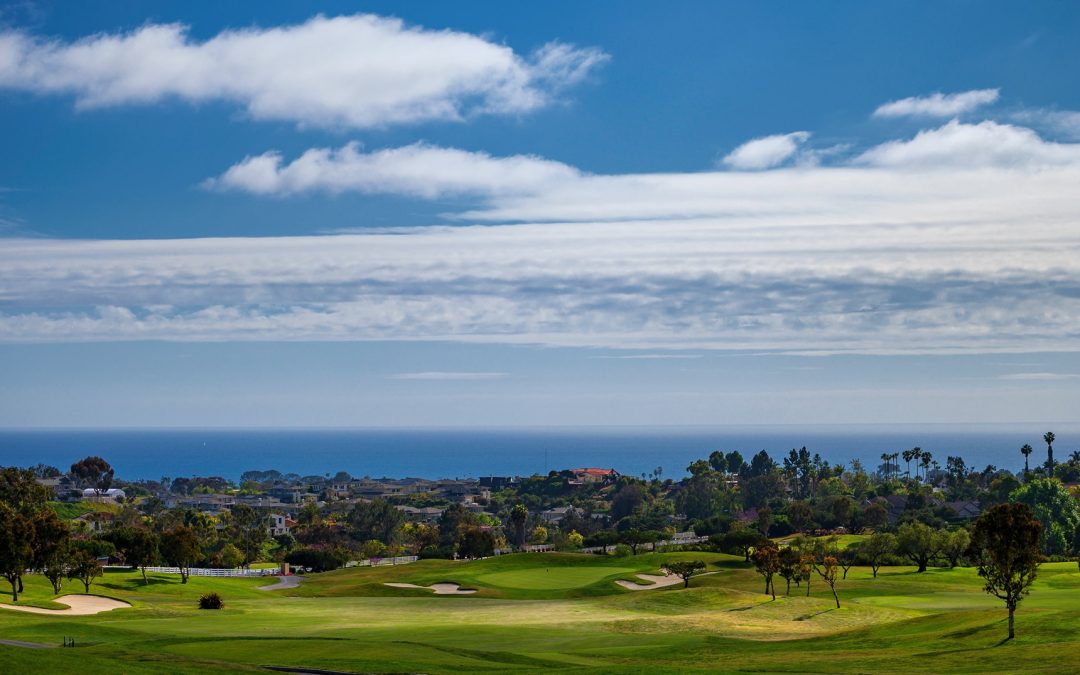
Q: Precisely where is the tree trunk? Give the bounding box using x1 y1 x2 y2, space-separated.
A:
8 578 18 602
806 578 811 597
82 577 90 592
832 587 840 608
142 566 148 585
786 578 791 595
872 564 878 578
1008 604 1015 639
770 580 775 601
17 575 23 593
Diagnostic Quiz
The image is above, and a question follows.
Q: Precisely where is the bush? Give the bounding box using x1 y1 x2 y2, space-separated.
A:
611 544 633 558
198 592 224 610
284 546 350 572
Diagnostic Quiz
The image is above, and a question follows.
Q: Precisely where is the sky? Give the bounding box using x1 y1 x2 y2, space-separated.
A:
2 0 1080 427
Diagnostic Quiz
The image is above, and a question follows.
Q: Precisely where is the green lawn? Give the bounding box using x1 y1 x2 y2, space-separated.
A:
2 553 1079 673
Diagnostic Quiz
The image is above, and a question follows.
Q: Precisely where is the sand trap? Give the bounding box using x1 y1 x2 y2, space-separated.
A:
384 582 476 595
0 594 131 616
616 573 686 591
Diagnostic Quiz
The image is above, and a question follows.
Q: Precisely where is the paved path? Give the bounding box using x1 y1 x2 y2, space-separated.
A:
0 594 131 616
0 639 56 649
257 575 304 591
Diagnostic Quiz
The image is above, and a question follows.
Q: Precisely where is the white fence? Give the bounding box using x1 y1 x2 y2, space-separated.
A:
346 555 418 568
106 565 278 577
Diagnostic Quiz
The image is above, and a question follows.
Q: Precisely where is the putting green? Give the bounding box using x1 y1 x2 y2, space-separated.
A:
475 566 636 589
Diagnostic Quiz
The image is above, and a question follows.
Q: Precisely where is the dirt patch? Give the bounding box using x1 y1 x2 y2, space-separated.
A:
384 582 476 595
0 594 131 616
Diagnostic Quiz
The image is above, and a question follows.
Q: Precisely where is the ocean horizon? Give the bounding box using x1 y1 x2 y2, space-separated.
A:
1 423 1075 482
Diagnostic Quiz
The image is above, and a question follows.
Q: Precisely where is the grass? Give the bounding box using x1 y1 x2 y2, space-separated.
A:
2 553 1079 673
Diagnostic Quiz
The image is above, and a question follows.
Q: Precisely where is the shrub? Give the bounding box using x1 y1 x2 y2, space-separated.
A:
198 592 224 610
611 544 633 558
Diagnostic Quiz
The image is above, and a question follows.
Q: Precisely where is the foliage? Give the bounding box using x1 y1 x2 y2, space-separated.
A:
968 503 1043 639
661 559 706 588
198 591 224 609
1009 478 1080 555
751 544 780 600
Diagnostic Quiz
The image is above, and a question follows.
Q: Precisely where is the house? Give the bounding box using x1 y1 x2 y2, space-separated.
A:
479 476 519 490
267 513 297 536
943 500 982 521
568 468 620 485
394 505 445 524
73 511 114 533
540 506 573 524
81 488 126 504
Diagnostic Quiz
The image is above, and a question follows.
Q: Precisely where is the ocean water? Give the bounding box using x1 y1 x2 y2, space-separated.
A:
1 425 1076 481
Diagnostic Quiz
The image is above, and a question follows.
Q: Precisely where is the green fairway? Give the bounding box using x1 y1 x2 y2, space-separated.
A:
2 554 1080 673
474 565 636 589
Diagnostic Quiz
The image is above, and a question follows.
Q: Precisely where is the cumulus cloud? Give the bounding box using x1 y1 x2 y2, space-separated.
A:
855 119 1080 169
873 88 1000 118
721 131 810 170
0 14 607 128
205 142 581 197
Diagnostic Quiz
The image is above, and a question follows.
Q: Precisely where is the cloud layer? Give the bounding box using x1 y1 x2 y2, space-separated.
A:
0 14 607 128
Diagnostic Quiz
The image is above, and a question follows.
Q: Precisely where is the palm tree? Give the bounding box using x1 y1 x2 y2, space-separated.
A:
1044 432 1056 476
920 451 933 483
1070 450 1080 463
911 447 924 480
1020 444 1033 475
903 447 920 479
880 453 891 481
892 453 901 480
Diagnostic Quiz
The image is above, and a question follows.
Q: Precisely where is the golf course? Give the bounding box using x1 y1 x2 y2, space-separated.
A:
2 551 1079 673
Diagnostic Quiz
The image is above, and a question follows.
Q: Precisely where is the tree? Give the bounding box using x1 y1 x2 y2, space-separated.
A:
0 504 34 601
509 504 529 549
227 503 269 566
621 528 650 555
67 545 103 593
708 450 728 473
777 546 802 595
941 529 971 568
836 544 858 580
611 484 647 521
815 555 842 608
896 521 942 572
32 509 72 594
1009 478 1080 555
663 560 706 588
967 503 1043 640
1020 444 1033 475
716 529 765 562
752 545 780 600
348 499 404 547
160 525 202 583
106 526 160 584
858 532 896 578
70 456 114 496
1043 432 1056 476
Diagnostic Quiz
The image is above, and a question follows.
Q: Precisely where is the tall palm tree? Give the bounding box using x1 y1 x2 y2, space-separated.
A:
892 453 901 479
1070 450 1080 463
912 447 924 480
902 448 915 479
1044 431 1056 476
880 453 890 481
1020 444 1033 475
920 451 933 482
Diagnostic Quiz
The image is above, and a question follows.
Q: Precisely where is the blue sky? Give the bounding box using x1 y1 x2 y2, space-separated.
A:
2 1 1080 426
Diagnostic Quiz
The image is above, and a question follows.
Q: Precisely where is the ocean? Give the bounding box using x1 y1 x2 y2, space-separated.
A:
0 425 1075 481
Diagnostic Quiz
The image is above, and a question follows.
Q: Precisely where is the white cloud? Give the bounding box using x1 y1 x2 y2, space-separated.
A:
855 119 1080 169
998 372 1080 381
1011 109 1080 140
0 14 607 128
721 131 810 170
873 88 1000 118
390 372 507 380
206 142 581 197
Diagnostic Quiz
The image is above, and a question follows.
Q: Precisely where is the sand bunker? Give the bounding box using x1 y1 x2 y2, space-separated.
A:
384 582 476 595
0 594 131 616
616 573 686 591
